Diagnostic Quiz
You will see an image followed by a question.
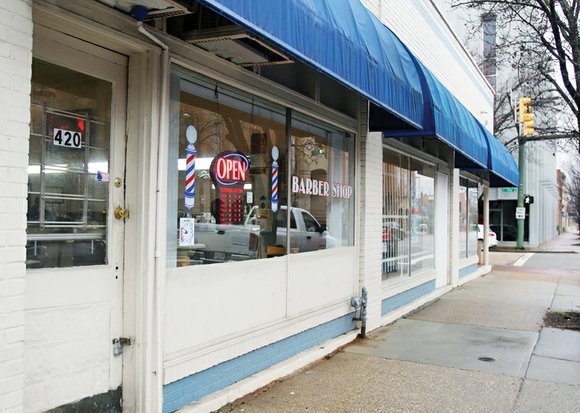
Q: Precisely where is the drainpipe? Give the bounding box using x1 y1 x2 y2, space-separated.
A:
133 6 169 413
360 287 368 338
351 287 368 338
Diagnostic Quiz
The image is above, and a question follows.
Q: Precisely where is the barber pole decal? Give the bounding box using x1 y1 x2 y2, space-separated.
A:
271 146 279 212
183 125 197 210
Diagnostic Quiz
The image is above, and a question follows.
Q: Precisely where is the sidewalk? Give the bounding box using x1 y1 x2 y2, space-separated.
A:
494 230 580 254
216 233 580 413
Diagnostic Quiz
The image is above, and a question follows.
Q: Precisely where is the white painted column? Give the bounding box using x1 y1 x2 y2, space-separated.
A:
357 101 383 333
0 1 32 412
123 51 164 413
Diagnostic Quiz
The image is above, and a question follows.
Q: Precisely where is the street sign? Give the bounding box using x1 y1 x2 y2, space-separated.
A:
516 207 526 220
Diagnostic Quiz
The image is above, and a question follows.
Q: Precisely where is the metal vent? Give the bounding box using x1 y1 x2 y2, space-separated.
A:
187 30 293 67
145 0 192 20
96 0 192 19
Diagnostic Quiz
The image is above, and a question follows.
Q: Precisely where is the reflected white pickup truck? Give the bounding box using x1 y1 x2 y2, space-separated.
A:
186 206 334 264
191 221 261 263
246 206 335 253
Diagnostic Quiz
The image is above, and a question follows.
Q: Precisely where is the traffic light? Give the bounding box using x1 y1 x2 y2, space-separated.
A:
524 195 534 205
519 97 534 136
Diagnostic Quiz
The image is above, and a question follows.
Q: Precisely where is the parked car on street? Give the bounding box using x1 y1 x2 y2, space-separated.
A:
477 224 498 248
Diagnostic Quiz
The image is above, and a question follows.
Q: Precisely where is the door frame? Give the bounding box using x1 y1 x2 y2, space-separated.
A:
29 22 129 403
33 2 167 411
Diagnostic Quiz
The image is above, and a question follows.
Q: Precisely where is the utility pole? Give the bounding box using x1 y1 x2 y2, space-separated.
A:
516 136 526 248
516 97 534 249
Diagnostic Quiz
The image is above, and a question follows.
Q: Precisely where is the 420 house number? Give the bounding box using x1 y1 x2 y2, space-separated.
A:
53 128 82 149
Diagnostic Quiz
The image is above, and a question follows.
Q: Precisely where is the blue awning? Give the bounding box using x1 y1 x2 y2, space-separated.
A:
198 0 425 128
383 57 489 170
197 0 518 186
478 124 520 187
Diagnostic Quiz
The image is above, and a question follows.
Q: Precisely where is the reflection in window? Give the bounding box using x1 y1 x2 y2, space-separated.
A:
410 159 435 274
467 185 479 257
382 150 435 281
168 76 287 267
459 178 479 259
167 73 355 267
26 59 111 269
289 116 355 253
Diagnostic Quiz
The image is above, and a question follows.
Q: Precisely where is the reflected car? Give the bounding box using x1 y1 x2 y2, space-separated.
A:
477 224 498 248
382 222 405 241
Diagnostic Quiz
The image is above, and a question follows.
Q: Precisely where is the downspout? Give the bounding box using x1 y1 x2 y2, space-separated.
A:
351 287 368 338
133 6 169 413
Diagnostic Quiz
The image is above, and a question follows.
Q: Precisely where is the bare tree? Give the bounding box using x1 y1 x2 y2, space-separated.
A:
450 0 580 151
567 155 580 228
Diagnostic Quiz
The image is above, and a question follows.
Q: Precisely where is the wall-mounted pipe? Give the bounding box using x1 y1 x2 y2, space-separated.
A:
350 287 368 338
134 7 169 413
359 287 368 338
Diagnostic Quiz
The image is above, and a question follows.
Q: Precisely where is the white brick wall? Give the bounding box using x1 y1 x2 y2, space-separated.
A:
358 115 384 333
0 1 32 412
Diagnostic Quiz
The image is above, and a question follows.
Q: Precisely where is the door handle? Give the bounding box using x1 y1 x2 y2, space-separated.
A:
114 207 130 220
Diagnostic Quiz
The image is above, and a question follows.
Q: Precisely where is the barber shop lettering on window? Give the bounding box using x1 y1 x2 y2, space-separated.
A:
291 176 353 199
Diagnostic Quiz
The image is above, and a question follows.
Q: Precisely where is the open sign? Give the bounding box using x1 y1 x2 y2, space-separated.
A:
210 151 249 187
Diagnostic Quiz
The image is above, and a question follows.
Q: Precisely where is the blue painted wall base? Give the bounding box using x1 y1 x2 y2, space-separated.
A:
163 313 356 413
459 263 478 279
381 280 436 315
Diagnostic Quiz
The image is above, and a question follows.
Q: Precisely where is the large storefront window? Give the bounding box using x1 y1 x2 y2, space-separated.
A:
290 115 355 252
382 150 435 282
458 178 479 259
168 70 355 267
26 59 112 268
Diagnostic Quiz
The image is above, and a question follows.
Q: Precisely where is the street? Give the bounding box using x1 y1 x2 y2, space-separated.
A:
215 232 580 413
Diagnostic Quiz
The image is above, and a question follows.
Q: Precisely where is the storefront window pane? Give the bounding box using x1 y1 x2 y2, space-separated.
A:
382 150 435 281
382 151 409 280
410 159 435 273
459 178 479 259
168 74 288 266
467 185 479 257
289 116 355 252
458 182 468 258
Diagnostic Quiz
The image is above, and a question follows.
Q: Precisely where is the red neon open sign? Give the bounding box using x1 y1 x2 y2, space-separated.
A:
210 151 249 187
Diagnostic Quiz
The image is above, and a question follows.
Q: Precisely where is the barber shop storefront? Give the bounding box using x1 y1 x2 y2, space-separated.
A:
3 1 518 412
167 72 355 266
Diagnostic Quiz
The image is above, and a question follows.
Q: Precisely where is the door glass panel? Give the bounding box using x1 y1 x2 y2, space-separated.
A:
27 59 112 269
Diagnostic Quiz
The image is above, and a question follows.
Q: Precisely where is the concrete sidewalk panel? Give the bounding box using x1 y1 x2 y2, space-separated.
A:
526 355 580 385
217 353 521 413
445 278 557 300
345 319 537 378
526 253 580 271
410 297 547 331
551 294 580 311
555 282 580 296
488 252 528 266
534 328 580 362
514 379 580 413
